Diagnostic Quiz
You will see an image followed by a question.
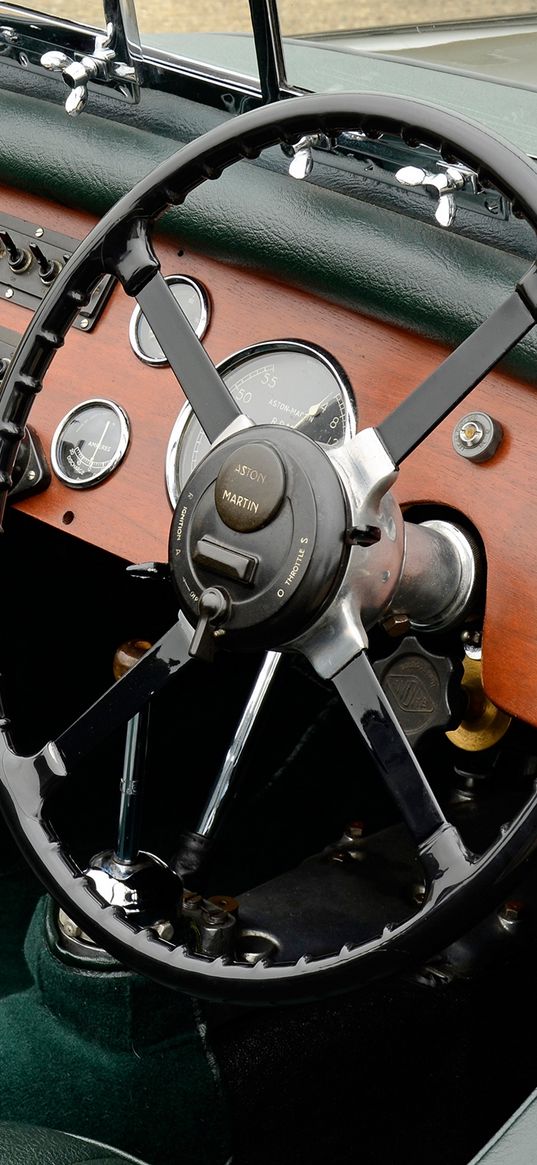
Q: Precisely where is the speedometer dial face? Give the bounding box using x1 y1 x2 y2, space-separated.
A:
166 340 357 506
51 399 130 488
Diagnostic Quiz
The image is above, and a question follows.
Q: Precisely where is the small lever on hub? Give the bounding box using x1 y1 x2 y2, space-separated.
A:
189 587 230 663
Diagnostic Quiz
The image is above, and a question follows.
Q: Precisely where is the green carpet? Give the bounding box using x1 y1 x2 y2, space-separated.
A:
0 898 230 1165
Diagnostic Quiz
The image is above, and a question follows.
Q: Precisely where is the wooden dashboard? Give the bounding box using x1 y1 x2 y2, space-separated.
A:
1 183 536 727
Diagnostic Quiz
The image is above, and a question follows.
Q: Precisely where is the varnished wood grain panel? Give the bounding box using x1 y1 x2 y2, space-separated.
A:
1 183 536 726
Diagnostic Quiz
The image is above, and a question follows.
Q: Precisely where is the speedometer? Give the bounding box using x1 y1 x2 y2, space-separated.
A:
165 339 356 506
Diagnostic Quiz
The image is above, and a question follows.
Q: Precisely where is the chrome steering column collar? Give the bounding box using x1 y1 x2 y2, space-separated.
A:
290 428 482 678
394 519 480 633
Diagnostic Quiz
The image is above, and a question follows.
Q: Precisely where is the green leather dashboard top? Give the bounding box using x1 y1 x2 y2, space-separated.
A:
0 85 536 386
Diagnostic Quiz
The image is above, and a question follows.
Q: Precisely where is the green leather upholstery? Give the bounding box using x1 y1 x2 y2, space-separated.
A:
469 1087 537 1163
1 89 536 387
0 1122 148 1164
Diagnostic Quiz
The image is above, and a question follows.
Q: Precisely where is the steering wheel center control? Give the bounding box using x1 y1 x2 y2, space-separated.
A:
214 442 287 532
170 427 351 651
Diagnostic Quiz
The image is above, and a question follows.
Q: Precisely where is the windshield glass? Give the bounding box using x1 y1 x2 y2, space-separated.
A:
277 2 537 92
278 2 530 34
40 0 258 78
23 2 537 95
37 0 103 23
41 0 252 32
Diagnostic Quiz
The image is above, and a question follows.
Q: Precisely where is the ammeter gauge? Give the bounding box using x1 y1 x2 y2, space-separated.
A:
51 399 130 488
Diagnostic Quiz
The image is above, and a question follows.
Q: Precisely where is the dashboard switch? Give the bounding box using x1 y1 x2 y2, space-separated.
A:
0 229 31 273
29 241 61 285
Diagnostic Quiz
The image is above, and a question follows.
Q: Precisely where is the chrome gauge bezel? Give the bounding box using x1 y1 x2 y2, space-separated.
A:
165 338 357 508
51 398 131 489
129 275 210 366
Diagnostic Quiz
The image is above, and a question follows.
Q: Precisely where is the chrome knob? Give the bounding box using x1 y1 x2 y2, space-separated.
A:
395 164 466 228
283 134 329 180
288 136 317 180
41 25 116 117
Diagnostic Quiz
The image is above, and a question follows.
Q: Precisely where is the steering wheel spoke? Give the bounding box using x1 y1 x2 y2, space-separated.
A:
377 269 537 465
332 651 454 849
0 615 194 823
54 613 193 771
135 270 243 442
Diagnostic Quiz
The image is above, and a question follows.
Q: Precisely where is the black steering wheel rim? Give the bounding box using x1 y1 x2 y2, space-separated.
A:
0 92 537 1004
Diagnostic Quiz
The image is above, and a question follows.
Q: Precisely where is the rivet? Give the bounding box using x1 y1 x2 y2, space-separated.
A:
79 317 89 329
5 288 13 299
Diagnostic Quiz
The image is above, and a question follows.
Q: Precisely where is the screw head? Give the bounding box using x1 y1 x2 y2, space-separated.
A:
5 288 13 299
459 419 484 448
153 919 174 942
79 317 89 329
34 227 44 238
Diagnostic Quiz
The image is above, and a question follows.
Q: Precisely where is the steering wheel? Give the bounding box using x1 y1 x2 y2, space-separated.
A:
1 93 537 1005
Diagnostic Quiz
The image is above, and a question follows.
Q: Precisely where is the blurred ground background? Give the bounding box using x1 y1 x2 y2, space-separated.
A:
44 1 531 36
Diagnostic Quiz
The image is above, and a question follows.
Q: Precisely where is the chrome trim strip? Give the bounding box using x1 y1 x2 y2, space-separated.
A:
197 650 281 837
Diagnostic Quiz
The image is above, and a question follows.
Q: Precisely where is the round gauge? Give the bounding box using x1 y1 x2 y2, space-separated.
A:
166 339 356 506
129 275 210 365
51 399 130 489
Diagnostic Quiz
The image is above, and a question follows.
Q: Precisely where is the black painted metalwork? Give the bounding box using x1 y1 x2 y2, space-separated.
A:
55 617 193 771
0 211 114 331
377 286 536 465
136 273 242 442
0 95 536 1000
9 426 50 502
332 652 446 846
248 0 287 105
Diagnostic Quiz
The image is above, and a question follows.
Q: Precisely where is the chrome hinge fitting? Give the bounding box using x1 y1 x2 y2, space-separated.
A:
395 164 476 228
41 22 136 116
283 134 331 180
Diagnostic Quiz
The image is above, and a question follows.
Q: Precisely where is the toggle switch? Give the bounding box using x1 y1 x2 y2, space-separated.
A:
0 229 31 273
29 242 61 285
